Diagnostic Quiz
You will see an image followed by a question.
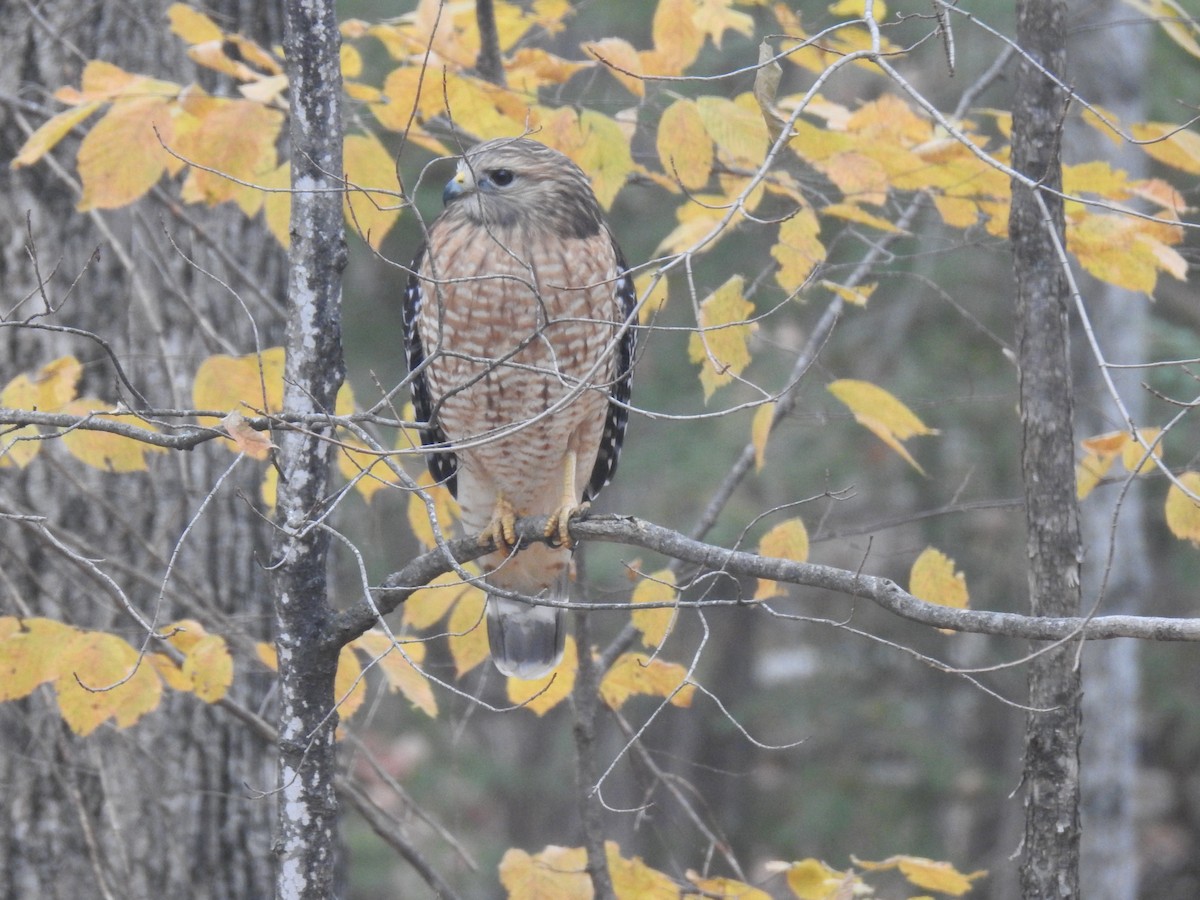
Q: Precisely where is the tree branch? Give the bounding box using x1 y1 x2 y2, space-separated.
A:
328 514 1200 649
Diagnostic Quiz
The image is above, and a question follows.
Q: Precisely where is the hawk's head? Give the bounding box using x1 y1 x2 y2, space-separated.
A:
441 138 604 239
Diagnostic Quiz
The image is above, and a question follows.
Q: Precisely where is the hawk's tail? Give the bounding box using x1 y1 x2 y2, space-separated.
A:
485 571 568 680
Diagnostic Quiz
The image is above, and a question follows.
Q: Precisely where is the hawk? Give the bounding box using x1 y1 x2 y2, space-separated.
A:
404 138 636 680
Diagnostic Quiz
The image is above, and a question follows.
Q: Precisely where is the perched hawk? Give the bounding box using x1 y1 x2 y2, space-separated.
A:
404 138 636 679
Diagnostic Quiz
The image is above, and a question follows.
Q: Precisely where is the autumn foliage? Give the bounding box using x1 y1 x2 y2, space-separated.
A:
6 0 1200 895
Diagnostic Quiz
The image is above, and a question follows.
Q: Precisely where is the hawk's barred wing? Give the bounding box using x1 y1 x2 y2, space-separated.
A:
403 245 458 496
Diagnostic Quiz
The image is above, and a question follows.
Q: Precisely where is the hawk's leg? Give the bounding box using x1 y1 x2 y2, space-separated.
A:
545 448 588 549
480 494 519 550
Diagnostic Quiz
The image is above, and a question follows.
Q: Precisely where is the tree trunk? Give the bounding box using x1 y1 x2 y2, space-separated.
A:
1067 3 1151 897
0 3 284 897
1010 1 1085 896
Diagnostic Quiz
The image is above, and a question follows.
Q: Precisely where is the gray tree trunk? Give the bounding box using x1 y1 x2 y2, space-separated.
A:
1068 4 1151 897
0 3 285 897
1010 1 1085 896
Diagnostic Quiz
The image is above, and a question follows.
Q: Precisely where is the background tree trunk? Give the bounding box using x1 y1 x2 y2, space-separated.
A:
0 3 284 896
1067 3 1151 897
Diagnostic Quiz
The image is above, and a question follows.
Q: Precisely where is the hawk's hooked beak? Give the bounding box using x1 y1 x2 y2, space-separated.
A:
442 168 471 205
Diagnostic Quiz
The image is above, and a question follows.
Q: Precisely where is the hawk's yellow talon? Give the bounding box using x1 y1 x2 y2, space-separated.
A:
480 495 518 550
545 500 589 549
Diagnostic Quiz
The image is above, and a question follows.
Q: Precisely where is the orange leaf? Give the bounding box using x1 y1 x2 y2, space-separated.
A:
221 411 275 460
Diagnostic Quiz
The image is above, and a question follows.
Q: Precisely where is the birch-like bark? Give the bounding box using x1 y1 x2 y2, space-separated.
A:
271 0 347 897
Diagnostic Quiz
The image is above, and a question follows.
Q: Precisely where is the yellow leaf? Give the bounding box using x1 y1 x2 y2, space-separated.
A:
648 0 704 75
343 132 401 249
752 401 774 471
260 162 292 247
827 379 937 475
606 841 680 899
60 400 166 473
447 584 490 677
754 518 809 600
909 547 969 621
337 438 400 502
168 3 224 44
181 633 233 703
657 99 713 190
631 569 678 648
687 275 757 401
56 60 180 104
1165 471 1200 546
822 200 902 234
1063 160 1132 200
193 347 286 421
12 102 103 168
404 571 471 630
34 356 83 410
55 630 163 735
77 97 176 210
1067 213 1160 294
499 845 591 899
854 855 986 896
635 271 669 324
353 630 437 718
148 652 193 692
819 279 876 307
406 471 461 549
239 74 290 105
692 0 755 46
1131 122 1200 176
1077 450 1116 501
773 206 825 292
830 0 888 17
1121 427 1162 474
505 48 588 94
261 463 278 510
506 636 577 715
333 644 367 726
782 858 863 900
255 642 277 670
538 108 634 210
585 37 645 97
0 617 76 701
600 653 695 710
176 96 284 207
695 94 769 167
340 44 363 80
686 871 771 899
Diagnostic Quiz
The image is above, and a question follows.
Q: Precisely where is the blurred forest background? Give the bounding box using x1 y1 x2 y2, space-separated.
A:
4 0 1200 897
330 1 1200 897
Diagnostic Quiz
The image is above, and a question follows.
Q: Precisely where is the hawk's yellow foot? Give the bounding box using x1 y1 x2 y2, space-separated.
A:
545 501 590 549
480 495 518 550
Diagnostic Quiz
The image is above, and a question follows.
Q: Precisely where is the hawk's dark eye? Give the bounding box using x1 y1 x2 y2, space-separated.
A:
489 168 515 187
